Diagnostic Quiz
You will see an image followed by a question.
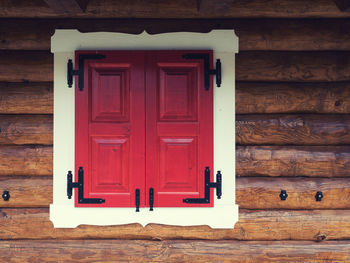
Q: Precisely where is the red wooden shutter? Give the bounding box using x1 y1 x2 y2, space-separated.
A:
75 51 146 207
145 51 214 207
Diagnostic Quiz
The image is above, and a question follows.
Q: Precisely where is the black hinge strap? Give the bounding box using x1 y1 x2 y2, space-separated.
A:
135 189 140 212
67 54 106 91
182 53 221 90
183 167 222 204
149 188 154 211
67 167 105 204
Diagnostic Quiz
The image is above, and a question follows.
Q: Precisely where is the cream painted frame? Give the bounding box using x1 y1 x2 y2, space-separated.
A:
50 29 238 228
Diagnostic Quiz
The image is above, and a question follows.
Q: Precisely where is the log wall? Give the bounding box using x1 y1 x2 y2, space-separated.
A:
0 0 350 261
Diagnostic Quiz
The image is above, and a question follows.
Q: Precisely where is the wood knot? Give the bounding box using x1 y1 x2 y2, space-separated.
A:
315 232 326 242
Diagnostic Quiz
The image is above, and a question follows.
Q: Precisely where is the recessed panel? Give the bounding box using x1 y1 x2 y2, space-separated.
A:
91 66 130 122
159 137 198 192
158 65 198 121
91 137 129 193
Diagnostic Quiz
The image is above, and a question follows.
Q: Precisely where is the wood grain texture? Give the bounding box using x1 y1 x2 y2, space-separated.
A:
2 19 350 51
0 208 349 241
0 176 52 207
236 82 350 114
0 0 349 18
3 114 350 146
2 177 350 209
236 51 350 82
236 146 350 177
0 115 52 145
236 177 350 209
1 82 350 115
0 145 52 176
1 145 347 177
236 114 350 145
0 51 52 82
3 51 350 82
0 240 350 263
0 83 52 114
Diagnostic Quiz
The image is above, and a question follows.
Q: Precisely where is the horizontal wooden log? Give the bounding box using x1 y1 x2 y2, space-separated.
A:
3 51 350 82
236 177 350 209
0 51 52 82
2 177 350 209
0 115 52 145
236 114 350 145
4 114 350 146
2 19 350 51
236 146 350 177
0 240 349 262
0 0 349 18
236 51 350 82
236 82 350 114
2 82 350 115
0 208 349 241
0 83 52 114
0 145 52 176
0 145 348 177
0 176 52 207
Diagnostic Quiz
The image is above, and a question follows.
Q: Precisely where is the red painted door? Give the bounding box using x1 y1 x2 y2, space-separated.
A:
145 51 214 207
75 50 213 208
75 51 145 207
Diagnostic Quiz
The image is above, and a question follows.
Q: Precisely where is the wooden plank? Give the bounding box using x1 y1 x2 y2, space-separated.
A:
1 208 350 240
236 177 350 209
0 145 52 176
0 51 52 82
236 114 350 145
0 83 52 114
0 176 52 207
236 146 350 177
2 176 350 209
3 51 350 82
0 115 52 145
0 0 349 18
2 19 350 51
0 240 349 262
236 82 350 114
236 51 350 82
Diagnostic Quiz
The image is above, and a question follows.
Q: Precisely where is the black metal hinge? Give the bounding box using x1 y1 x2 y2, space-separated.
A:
67 167 105 204
182 53 221 91
67 54 106 91
183 167 222 204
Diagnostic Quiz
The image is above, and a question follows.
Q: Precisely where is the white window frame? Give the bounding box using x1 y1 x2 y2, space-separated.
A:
50 29 239 228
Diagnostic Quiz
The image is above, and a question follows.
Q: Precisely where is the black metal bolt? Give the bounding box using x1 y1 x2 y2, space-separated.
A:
335 100 342 107
2 191 10 201
315 191 323 202
280 190 288 201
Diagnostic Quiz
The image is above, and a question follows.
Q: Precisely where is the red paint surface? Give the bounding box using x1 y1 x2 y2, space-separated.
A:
75 51 213 208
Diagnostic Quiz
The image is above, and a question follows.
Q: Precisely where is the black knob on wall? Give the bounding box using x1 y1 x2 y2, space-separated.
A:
315 191 323 202
2 191 10 201
280 190 288 201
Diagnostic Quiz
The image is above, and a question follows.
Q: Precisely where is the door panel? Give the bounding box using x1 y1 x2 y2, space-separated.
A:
75 50 213 208
146 51 213 207
75 51 145 207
